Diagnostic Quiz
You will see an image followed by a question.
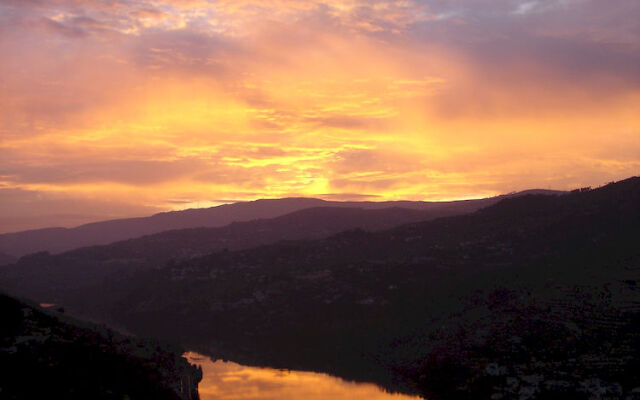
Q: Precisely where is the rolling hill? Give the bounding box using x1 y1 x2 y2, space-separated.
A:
0 192 562 258
0 206 442 303
35 177 637 399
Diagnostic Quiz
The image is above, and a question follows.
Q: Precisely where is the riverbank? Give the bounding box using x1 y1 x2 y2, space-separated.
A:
0 292 202 400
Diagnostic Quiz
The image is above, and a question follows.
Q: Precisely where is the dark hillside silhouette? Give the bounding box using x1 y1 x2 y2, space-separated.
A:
3 206 465 303
2 180 635 399
0 292 201 400
24 177 634 399
0 191 563 258
0 252 16 266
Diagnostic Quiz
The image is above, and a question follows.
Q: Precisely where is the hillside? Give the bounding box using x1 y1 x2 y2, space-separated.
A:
2 206 455 304
2 180 633 399
0 292 201 400
0 192 561 258
0 251 16 266
41 177 638 399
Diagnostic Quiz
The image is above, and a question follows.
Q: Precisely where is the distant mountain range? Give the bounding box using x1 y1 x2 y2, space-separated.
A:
4 179 636 399
0 190 563 303
0 206 443 302
100 177 637 399
1 178 632 399
0 252 16 266
0 190 563 258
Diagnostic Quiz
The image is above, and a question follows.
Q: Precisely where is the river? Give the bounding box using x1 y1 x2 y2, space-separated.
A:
184 352 424 400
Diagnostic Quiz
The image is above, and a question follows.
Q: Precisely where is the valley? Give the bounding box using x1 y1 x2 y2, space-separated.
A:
1 178 638 399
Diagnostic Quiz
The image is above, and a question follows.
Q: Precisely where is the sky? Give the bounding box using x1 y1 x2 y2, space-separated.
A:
1 0 639 233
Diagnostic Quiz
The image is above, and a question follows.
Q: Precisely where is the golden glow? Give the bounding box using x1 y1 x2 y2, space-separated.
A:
0 0 639 231
184 352 423 400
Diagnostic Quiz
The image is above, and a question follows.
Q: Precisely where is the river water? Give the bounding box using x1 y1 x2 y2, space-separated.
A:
184 352 424 400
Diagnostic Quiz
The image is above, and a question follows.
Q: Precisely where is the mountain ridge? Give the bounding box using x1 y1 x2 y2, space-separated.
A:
0 177 637 399
0 205 479 303
68 176 638 399
0 190 564 258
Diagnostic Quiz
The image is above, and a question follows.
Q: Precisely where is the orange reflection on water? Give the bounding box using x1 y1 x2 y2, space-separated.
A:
184 352 423 400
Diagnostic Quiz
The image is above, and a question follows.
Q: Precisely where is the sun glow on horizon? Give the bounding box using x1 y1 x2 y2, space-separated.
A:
1 0 638 232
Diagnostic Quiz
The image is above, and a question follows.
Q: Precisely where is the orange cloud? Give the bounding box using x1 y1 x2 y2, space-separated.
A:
0 0 638 232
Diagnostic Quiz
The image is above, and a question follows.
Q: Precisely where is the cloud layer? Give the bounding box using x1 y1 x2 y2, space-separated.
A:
1 0 639 232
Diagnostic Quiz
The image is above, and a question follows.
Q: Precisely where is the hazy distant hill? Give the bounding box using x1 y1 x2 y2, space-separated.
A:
37 177 636 399
0 206 472 304
0 252 16 266
0 192 562 258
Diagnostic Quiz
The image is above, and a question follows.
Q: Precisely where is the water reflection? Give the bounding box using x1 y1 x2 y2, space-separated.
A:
184 352 423 400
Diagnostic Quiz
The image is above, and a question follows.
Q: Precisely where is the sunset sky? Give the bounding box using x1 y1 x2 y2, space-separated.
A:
1 0 639 233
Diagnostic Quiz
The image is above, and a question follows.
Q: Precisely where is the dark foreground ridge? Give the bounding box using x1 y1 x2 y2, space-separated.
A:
0 292 202 400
